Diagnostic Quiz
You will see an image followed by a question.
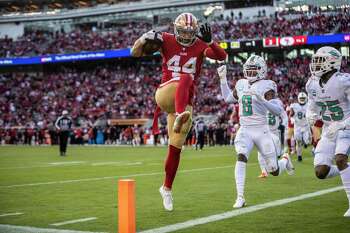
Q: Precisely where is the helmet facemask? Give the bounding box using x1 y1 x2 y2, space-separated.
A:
298 97 307 105
243 55 267 83
174 26 197 46
310 55 329 77
243 65 260 83
297 92 307 105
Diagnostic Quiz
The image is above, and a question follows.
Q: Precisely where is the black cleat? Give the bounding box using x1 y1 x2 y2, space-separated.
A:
297 156 302 162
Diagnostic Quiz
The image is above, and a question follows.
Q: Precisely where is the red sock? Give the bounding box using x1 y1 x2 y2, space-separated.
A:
164 145 182 189
287 139 291 152
175 74 193 114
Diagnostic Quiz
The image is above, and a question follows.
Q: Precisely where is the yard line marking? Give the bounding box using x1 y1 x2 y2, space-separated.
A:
138 186 344 233
0 224 105 233
0 212 23 217
50 217 97 226
49 161 86 165
91 161 123 166
0 153 233 170
91 161 142 166
0 165 233 188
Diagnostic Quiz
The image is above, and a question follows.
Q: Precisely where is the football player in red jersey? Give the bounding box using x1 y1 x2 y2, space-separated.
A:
131 12 227 211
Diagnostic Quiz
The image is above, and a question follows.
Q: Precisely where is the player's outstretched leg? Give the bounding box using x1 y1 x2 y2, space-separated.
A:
159 145 181 211
173 74 193 133
336 154 350 217
160 110 192 211
233 154 247 208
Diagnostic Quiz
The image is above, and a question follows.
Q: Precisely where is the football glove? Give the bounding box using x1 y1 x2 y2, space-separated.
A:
197 23 212 44
217 65 227 84
325 121 346 139
140 30 163 44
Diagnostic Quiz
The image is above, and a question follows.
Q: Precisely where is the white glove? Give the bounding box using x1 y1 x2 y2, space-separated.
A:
250 89 265 102
217 65 227 84
140 30 163 44
325 121 346 138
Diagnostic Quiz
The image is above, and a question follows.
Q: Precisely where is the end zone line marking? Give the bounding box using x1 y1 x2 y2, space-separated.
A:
0 212 23 217
0 165 233 188
0 224 104 233
50 217 97 226
138 186 344 233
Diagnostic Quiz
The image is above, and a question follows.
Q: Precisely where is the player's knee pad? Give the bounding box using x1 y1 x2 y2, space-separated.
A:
155 81 178 113
168 106 192 149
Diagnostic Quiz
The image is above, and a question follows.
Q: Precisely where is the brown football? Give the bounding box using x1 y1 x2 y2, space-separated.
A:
143 39 161 55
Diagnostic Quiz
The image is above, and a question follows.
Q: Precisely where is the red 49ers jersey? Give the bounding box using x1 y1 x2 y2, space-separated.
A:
160 32 208 84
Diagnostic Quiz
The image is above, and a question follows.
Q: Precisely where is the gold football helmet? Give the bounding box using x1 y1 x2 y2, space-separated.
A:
174 13 198 46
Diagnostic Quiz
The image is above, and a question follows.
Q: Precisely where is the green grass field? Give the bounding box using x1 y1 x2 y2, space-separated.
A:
0 145 349 233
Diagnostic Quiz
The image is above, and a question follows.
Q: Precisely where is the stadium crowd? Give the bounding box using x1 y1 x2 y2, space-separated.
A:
1 8 350 146
1 9 349 57
1 56 349 146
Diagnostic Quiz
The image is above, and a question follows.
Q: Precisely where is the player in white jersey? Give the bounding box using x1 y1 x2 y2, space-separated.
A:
217 55 294 208
306 46 350 217
258 100 288 178
290 92 311 162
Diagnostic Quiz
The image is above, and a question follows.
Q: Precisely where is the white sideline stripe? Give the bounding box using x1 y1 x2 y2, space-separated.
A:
138 186 344 233
0 165 233 188
0 212 23 217
0 224 104 233
50 217 97 226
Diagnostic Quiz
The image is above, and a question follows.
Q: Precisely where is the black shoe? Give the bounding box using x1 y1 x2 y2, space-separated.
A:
298 156 302 162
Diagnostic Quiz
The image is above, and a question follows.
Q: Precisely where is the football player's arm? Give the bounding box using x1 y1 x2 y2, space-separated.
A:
220 81 236 103
217 65 237 103
281 109 289 127
305 80 319 126
289 107 295 118
262 96 283 116
131 37 145 57
204 43 227 61
342 77 350 127
197 23 227 61
253 89 282 116
131 30 163 57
